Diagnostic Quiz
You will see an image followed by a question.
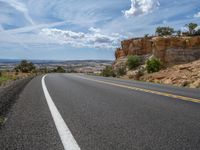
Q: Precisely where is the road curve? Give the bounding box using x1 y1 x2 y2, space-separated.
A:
0 73 200 150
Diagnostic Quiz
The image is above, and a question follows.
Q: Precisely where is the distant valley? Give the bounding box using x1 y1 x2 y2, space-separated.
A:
0 59 113 73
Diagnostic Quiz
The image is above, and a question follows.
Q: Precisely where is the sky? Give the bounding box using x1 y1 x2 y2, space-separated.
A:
0 0 200 60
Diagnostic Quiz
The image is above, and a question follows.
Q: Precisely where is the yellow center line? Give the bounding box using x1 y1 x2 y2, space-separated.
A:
75 75 200 104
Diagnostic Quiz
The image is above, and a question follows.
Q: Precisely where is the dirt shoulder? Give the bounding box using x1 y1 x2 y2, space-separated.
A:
0 77 33 126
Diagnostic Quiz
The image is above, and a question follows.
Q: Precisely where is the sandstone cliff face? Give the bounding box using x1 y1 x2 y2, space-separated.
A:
115 37 153 59
115 36 200 65
153 36 200 65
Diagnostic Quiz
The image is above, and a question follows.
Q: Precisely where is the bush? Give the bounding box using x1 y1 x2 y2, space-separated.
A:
116 66 126 76
156 27 174 36
0 71 2 77
146 57 162 73
127 55 141 70
53 66 66 73
15 60 36 73
102 66 116 77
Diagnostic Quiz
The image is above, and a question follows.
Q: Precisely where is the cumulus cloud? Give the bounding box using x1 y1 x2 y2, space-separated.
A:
124 0 160 17
40 28 125 49
194 12 200 18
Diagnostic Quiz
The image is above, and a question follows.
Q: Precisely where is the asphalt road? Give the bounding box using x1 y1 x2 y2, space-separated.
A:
0 73 200 150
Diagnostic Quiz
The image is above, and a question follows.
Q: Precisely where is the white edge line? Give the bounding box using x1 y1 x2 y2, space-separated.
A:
42 75 80 150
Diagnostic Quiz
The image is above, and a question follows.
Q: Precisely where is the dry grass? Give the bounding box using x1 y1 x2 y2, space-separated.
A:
0 72 31 86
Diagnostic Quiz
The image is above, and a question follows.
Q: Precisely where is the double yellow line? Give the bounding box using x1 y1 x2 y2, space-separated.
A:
76 75 200 104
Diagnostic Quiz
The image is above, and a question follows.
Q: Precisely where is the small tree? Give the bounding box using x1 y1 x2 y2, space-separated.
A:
146 57 161 73
102 66 116 77
116 66 126 77
53 66 66 73
0 71 2 77
15 60 36 73
185 23 198 35
156 27 175 36
127 55 141 70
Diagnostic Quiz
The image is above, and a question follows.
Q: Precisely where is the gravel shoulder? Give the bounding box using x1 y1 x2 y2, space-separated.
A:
0 77 33 126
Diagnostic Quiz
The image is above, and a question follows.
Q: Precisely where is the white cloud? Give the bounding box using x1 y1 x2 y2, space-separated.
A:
124 0 160 17
2 21 66 35
40 28 125 49
194 12 200 18
89 27 101 33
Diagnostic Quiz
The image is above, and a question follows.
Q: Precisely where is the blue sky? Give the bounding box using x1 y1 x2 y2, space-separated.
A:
0 0 200 60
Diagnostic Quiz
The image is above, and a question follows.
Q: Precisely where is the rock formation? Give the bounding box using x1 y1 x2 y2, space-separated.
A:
115 36 200 66
140 60 200 88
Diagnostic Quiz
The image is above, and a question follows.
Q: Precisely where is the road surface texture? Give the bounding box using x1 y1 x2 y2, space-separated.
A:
0 73 200 150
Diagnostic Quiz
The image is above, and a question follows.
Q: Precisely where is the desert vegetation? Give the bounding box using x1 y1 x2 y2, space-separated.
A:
101 66 116 77
14 60 36 73
146 57 162 73
0 60 67 87
111 22 200 88
155 27 175 36
127 55 141 70
156 22 200 37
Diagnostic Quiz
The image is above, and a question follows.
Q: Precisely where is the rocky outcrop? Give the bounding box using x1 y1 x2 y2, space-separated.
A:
115 36 200 66
153 36 200 65
115 37 153 59
115 48 125 59
140 60 200 88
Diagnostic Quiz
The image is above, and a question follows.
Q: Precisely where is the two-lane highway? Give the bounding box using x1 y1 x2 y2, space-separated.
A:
1 73 200 150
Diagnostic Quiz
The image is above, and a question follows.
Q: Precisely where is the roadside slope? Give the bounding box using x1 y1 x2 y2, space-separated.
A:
141 60 200 88
0 77 33 119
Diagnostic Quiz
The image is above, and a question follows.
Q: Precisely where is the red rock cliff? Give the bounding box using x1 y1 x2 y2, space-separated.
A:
115 36 200 65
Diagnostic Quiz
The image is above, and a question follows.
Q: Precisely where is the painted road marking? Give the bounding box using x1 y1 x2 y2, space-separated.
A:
42 75 80 150
75 75 200 104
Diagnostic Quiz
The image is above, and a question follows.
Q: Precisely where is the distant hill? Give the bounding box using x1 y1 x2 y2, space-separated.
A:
0 59 113 65
0 59 114 72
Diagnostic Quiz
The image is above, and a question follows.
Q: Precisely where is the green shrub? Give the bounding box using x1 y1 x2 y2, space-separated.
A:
102 66 116 77
15 60 36 73
127 55 141 70
0 71 2 77
146 57 162 73
156 26 175 36
53 66 66 73
116 66 126 76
